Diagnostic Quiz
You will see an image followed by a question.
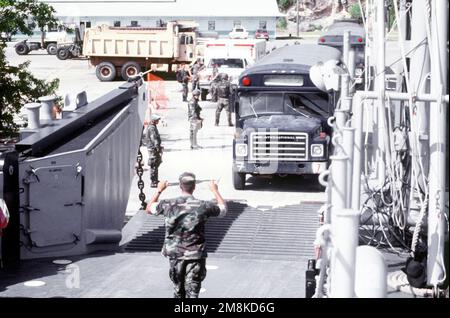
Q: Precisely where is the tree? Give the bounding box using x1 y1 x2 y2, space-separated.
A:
30 2 58 48
277 17 288 30
278 0 293 11
349 3 362 19
0 0 60 138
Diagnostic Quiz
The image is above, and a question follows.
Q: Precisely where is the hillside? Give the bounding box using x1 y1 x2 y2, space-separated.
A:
276 0 365 34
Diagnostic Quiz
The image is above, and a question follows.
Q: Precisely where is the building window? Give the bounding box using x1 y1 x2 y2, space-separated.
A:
259 21 267 29
233 20 241 27
85 21 91 28
114 21 121 27
208 21 215 31
131 21 139 27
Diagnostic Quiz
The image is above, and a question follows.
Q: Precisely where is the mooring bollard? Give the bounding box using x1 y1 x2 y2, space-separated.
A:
25 103 42 130
39 95 57 120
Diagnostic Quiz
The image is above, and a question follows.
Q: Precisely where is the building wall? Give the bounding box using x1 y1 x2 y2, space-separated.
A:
62 16 277 39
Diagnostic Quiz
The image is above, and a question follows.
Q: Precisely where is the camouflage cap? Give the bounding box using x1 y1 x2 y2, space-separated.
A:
179 172 196 185
192 89 201 96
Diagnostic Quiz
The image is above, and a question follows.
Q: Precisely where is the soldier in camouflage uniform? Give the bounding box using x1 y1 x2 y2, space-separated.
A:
209 64 220 102
177 64 191 102
146 114 163 187
215 73 233 126
146 172 227 298
188 89 203 149
191 58 204 91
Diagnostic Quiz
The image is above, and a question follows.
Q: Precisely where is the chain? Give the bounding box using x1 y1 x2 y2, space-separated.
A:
136 130 147 210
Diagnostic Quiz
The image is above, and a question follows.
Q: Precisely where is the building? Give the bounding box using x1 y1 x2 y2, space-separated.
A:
42 0 282 39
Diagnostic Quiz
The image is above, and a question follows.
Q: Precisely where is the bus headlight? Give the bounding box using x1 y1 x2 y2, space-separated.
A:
235 144 248 157
311 144 324 157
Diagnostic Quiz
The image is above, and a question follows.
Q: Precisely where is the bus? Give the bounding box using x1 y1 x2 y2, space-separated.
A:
318 19 365 85
231 44 342 190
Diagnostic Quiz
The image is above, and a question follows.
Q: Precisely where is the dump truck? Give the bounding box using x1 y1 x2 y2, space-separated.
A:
82 21 199 81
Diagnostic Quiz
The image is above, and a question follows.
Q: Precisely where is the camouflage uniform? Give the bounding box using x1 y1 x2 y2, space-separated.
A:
146 123 162 186
154 195 223 298
191 62 203 91
215 79 233 126
188 96 202 148
210 66 220 102
178 69 189 102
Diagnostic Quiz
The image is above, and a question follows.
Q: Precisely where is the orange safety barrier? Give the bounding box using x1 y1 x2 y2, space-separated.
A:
147 73 169 110
144 72 170 126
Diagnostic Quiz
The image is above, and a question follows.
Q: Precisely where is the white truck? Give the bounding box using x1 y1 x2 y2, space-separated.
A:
198 39 266 100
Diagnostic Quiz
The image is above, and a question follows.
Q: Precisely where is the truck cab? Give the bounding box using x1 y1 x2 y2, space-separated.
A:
198 39 266 100
231 44 342 190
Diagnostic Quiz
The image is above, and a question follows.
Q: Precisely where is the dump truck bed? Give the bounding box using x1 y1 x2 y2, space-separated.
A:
83 25 179 59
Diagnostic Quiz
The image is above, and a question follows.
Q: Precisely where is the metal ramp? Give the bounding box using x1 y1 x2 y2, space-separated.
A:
124 201 322 260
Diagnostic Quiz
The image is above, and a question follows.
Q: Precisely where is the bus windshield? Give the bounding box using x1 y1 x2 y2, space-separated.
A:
238 92 330 118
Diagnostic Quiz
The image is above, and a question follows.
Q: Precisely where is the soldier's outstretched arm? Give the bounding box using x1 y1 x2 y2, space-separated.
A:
209 181 227 217
146 181 169 214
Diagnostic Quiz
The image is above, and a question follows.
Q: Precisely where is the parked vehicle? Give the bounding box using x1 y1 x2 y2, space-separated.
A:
13 31 71 55
197 39 266 100
318 19 365 85
82 21 198 81
255 29 269 40
230 44 342 190
229 26 249 39
56 27 83 60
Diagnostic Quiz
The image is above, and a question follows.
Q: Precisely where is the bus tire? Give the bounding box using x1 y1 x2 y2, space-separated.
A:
46 43 57 55
232 170 246 190
201 89 208 101
96 62 117 82
15 42 29 55
121 61 141 81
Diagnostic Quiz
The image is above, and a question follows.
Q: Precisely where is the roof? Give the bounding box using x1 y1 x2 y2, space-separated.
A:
253 44 342 70
240 44 342 85
324 21 365 38
42 0 283 18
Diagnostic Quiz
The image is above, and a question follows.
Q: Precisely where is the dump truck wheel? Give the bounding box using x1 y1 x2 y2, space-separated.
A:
121 61 141 81
46 43 57 55
56 47 70 60
232 170 246 190
201 89 208 101
96 62 116 82
15 43 29 55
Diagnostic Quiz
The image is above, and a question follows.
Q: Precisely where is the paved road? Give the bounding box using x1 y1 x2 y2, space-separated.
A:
125 80 327 215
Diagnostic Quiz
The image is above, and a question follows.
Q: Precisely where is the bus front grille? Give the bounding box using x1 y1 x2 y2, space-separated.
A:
250 132 308 161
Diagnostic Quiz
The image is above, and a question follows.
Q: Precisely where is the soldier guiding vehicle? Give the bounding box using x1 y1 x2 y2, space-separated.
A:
146 173 227 298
